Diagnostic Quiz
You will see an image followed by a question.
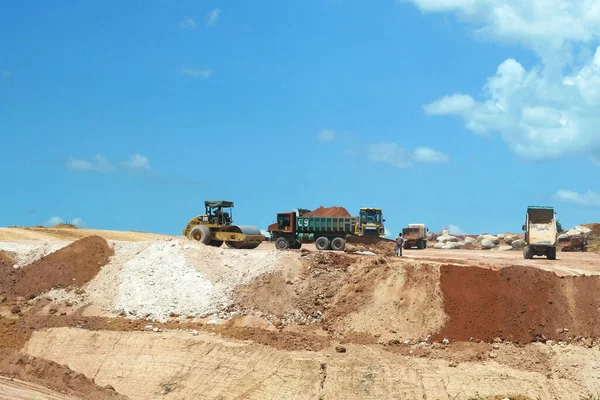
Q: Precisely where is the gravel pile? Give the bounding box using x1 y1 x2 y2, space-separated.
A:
81 238 299 322
0 242 69 268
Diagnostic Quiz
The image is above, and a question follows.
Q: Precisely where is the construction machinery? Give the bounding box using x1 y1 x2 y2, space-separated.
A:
402 224 428 249
183 200 264 249
269 208 392 251
560 234 588 252
522 206 558 260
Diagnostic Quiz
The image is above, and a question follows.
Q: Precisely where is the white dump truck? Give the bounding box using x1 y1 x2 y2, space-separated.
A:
522 206 557 260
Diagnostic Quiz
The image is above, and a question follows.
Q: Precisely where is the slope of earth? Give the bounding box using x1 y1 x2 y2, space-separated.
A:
0 377 78 400
24 328 600 400
0 227 172 242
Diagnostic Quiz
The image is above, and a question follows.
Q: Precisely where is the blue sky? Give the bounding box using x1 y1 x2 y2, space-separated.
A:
1 0 599 236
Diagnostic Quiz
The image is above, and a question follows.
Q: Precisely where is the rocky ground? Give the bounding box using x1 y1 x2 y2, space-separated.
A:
0 226 600 399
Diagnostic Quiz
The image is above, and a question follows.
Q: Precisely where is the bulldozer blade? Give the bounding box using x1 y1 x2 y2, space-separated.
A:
345 234 395 247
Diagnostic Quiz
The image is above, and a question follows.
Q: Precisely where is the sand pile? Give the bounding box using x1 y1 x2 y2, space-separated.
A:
0 242 68 268
0 236 112 298
83 239 301 322
304 206 351 217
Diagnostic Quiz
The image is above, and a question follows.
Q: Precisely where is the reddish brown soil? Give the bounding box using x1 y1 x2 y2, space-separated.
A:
304 206 351 217
10 236 112 298
434 265 600 343
0 251 16 297
0 349 126 399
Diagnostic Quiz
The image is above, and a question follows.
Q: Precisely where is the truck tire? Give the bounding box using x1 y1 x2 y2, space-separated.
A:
331 237 345 251
275 237 290 250
422 240 427 249
547 246 557 260
189 225 211 245
523 246 532 259
292 241 302 249
315 237 331 251
209 240 223 247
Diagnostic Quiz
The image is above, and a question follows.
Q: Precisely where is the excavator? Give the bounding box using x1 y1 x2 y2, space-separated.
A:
182 200 264 249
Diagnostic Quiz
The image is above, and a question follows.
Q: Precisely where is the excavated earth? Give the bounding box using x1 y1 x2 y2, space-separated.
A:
1 231 600 399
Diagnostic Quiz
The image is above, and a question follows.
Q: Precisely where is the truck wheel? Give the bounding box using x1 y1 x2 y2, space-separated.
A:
523 246 532 259
315 237 331 251
548 247 557 260
209 240 223 247
275 237 290 250
331 237 345 251
292 241 302 249
422 240 427 249
189 225 211 245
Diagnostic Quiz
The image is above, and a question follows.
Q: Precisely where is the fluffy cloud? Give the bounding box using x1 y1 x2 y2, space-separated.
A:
45 216 64 226
554 190 600 207
368 143 449 168
71 218 85 227
412 147 450 163
368 143 413 168
67 154 151 173
318 129 337 142
448 224 466 234
120 154 151 171
178 68 212 79
207 8 220 26
403 0 600 164
179 17 196 29
67 155 115 173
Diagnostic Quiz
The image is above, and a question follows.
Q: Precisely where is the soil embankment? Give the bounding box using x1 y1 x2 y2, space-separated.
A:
435 264 600 343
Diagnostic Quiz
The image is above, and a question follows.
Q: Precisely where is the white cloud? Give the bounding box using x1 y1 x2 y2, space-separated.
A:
448 224 466 234
71 218 85 228
318 129 336 142
343 148 357 156
403 0 600 164
45 216 64 226
412 147 450 163
207 8 220 26
367 143 413 168
178 67 212 79
67 154 151 173
554 190 600 207
179 17 196 29
0 70 10 78
121 153 151 171
384 226 392 238
67 155 115 173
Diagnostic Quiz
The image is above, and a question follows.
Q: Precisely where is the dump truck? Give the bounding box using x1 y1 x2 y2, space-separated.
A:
402 224 428 249
269 208 390 251
522 206 558 260
183 200 264 249
560 234 588 252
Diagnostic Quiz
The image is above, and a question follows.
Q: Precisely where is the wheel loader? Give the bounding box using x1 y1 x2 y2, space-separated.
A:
182 200 264 249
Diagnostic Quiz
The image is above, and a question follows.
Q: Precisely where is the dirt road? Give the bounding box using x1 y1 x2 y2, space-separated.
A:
0 377 77 400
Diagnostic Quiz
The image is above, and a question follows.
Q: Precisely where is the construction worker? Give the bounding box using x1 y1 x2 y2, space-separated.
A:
395 233 404 256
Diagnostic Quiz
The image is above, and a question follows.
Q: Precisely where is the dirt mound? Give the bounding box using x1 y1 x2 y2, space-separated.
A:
435 265 600 343
304 206 351 217
0 251 16 297
344 240 396 256
53 223 79 229
11 236 112 298
0 349 126 399
583 223 600 234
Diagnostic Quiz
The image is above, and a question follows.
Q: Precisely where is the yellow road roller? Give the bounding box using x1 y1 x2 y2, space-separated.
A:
182 200 264 249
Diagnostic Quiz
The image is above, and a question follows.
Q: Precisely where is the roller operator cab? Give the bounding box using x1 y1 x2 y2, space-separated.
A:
182 200 264 249
522 206 558 260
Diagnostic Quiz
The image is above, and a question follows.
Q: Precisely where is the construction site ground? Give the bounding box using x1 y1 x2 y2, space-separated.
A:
1 227 600 400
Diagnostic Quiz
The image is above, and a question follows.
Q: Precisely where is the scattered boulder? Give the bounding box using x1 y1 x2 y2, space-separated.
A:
464 237 476 244
497 234 506 240
498 245 513 251
434 243 444 249
440 228 450 236
504 235 519 245
437 235 459 243
479 234 500 245
512 240 526 249
565 225 592 237
558 233 569 241
442 242 461 250
481 239 496 250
